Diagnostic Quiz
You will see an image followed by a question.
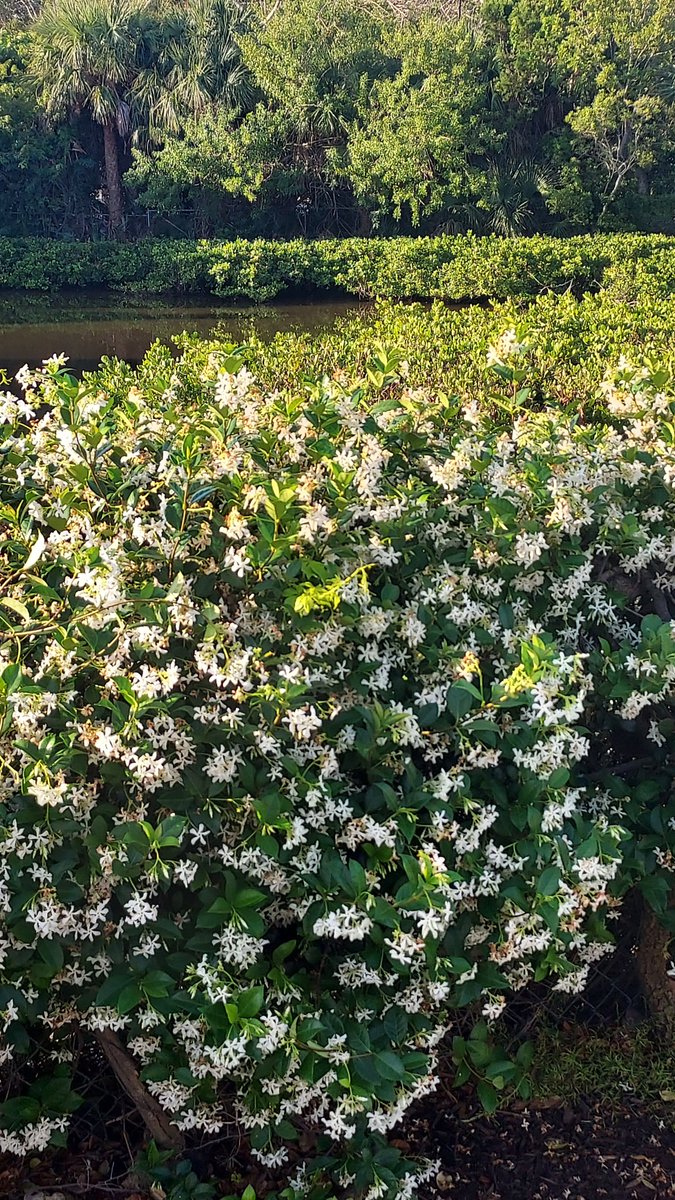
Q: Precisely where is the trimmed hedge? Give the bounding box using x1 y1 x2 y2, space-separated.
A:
1 232 675 300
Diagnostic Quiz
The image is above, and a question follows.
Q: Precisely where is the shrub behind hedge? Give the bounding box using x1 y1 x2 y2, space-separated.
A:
92 290 675 422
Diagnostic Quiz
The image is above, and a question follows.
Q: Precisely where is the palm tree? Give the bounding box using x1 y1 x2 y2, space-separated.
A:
152 0 251 134
31 0 156 234
484 157 551 237
31 0 249 236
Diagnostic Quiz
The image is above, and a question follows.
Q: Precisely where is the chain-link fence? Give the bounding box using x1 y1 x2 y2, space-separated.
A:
503 895 646 1049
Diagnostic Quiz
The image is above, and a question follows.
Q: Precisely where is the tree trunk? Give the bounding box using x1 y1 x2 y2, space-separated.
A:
636 892 675 1035
599 121 634 221
95 1029 185 1151
103 121 125 239
356 207 373 236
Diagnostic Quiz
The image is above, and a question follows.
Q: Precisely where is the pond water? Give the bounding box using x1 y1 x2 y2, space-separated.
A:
0 292 368 378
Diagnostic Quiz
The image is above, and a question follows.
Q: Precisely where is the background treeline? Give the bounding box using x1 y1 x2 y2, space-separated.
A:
0 0 674 240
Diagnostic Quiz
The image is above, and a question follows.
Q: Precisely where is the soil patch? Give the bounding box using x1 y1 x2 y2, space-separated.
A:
0 1097 672 1199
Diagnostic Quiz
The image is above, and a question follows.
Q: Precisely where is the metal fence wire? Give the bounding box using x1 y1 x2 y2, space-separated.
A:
503 895 647 1045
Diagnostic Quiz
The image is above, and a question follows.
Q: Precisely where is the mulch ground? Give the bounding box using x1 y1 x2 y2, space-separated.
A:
414 1097 675 1199
1 1097 673 1199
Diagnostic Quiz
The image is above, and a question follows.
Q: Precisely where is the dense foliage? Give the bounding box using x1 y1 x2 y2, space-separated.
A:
213 289 675 408
0 30 99 237
0 326 674 1197
30 0 249 235
1 0 675 237
2 231 675 299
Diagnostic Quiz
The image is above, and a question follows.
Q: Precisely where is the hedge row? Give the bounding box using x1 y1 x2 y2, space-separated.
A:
1 232 675 300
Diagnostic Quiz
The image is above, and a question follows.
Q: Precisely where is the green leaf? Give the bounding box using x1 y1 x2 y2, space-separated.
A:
477 1078 499 1114
383 1007 408 1043
537 867 561 896
454 1060 471 1087
375 1050 406 1081
1 662 21 693
232 887 267 910
117 983 143 1014
516 1041 535 1069
238 985 264 1019
447 684 474 718
0 597 30 623
141 971 174 997
37 940 64 972
485 1059 514 1081
498 603 514 629
639 874 670 914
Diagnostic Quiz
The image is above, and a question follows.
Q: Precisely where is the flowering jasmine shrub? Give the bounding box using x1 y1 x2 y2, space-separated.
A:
0 339 674 1197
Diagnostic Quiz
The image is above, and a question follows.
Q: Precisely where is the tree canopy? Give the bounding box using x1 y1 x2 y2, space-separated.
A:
0 0 674 236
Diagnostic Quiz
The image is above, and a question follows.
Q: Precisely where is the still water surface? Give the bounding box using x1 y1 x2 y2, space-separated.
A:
0 292 366 377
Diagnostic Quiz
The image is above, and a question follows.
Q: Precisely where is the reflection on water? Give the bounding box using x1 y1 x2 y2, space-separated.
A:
0 291 368 378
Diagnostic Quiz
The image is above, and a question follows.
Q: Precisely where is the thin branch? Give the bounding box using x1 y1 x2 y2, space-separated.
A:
586 756 659 781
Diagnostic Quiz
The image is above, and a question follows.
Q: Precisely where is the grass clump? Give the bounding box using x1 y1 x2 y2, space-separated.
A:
532 1024 675 1105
